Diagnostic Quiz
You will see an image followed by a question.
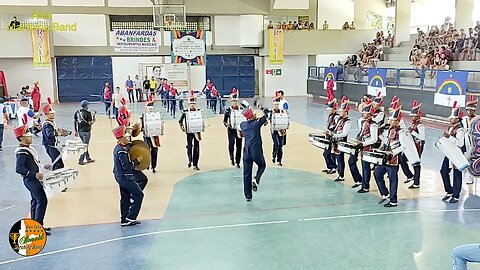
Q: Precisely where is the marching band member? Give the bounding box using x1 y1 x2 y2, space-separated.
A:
179 93 201 170
330 96 352 182
223 94 243 168
400 100 425 189
112 121 144 227
42 98 68 171
374 105 405 207
278 90 289 112
322 97 338 174
15 115 51 235
349 96 371 188
270 95 287 166
141 96 159 173
238 101 269 201
202 79 213 109
17 98 40 137
371 92 385 127
169 83 179 118
356 101 379 193
463 95 477 184
440 101 465 203
381 96 406 132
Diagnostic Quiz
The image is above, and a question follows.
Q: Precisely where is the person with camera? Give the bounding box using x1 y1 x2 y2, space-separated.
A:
74 100 96 165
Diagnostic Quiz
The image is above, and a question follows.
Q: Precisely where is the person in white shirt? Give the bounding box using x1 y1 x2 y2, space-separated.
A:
134 75 143 102
0 98 9 151
278 90 289 112
330 96 352 182
16 98 40 137
110 87 126 121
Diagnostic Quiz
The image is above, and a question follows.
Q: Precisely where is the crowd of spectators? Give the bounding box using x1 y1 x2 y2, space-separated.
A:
410 45 452 78
267 20 315 30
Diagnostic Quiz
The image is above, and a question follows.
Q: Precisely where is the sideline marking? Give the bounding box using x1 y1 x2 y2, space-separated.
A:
1 209 480 265
0 205 15 212
0 220 289 265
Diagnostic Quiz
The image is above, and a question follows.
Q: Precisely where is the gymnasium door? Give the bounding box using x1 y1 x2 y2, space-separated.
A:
206 55 255 98
56 56 113 102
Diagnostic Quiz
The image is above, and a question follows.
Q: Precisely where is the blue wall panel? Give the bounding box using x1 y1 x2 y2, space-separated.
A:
56 56 113 102
206 55 255 98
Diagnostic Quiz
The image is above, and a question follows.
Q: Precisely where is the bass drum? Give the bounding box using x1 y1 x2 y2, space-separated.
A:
271 112 290 132
186 110 205 133
400 131 420 166
144 111 164 137
435 137 468 171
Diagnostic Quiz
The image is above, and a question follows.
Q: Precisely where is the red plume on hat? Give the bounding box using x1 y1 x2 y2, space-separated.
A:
146 94 154 107
373 91 384 105
410 100 423 117
42 97 55 115
466 95 478 110
326 97 337 111
449 101 464 119
339 96 350 113
272 91 281 103
14 114 30 138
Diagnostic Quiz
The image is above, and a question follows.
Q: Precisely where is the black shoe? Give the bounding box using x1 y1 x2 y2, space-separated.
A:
357 189 369 193
442 194 452 201
272 158 276 163
334 176 345 182
0 147 3 152
79 161 86 165
404 178 413 184
44 227 51 232
322 169 329 173
236 164 240 168
378 195 389 204
231 160 235 166
384 202 398 207
449 197 459 204
46 231 51 236
121 221 136 227
278 162 283 166
252 178 258 192
351 182 362 188
188 162 192 168
326 169 337 174
61 188 67 192
126 218 141 224
194 166 200 170
86 159 95 163
246 198 252 202
152 168 156 173
408 184 420 189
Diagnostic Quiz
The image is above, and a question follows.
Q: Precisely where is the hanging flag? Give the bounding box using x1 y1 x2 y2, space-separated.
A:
269 29 284 65
434 70 467 107
323 67 338 90
171 30 206 66
367 68 387 97
31 29 51 68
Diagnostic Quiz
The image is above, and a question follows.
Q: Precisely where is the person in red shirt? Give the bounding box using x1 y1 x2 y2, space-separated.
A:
211 86 219 114
326 78 335 102
169 83 179 118
31 81 41 112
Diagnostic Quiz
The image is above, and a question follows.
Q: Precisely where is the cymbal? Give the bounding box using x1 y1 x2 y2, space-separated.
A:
129 142 151 171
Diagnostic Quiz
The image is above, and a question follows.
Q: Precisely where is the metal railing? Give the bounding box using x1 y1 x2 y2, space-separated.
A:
308 66 480 92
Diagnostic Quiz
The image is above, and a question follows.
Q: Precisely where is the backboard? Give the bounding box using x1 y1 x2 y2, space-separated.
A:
153 4 186 30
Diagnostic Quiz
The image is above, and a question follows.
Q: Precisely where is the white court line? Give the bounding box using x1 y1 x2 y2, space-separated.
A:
0 205 15 212
1 209 479 265
0 220 288 265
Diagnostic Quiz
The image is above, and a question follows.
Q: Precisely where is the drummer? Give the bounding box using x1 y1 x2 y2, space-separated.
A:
348 97 370 188
15 115 51 234
374 105 404 207
42 98 66 171
322 97 338 174
179 92 201 170
440 101 465 204
330 96 352 182
270 94 287 166
141 95 159 173
355 101 379 193
400 100 425 189
112 121 144 226
463 95 478 185
371 92 385 127
223 93 243 168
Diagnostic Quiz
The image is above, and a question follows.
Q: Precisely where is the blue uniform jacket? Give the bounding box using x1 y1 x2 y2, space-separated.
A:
15 146 40 181
240 109 269 148
113 144 136 178
42 120 57 146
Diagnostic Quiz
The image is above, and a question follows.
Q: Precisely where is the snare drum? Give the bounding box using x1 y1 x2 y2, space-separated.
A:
65 140 82 147
338 142 359 155
308 132 327 142
185 110 205 133
65 147 80 154
43 168 79 198
144 111 164 137
362 151 386 165
312 137 331 150
271 112 290 132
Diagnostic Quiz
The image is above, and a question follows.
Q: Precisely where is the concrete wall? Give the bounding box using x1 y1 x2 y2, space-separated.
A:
264 55 308 97
317 0 353 30
307 80 453 117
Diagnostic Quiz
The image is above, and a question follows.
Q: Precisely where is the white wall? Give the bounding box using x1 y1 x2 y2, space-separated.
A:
0 59 54 102
263 56 308 97
317 0 354 29
189 65 206 91
273 0 309 9
107 0 152 7
214 16 241 46
52 14 107 46
0 30 34 58
316 54 351 66
0 0 47 5
51 0 103 6
239 15 263 47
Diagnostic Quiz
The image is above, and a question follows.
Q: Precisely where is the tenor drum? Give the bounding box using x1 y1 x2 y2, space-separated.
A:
435 137 469 171
229 109 246 130
185 110 205 133
144 112 164 137
308 132 327 142
271 112 290 131
312 137 331 150
338 142 359 155
43 168 79 198
65 140 82 147
362 151 386 165
400 131 420 166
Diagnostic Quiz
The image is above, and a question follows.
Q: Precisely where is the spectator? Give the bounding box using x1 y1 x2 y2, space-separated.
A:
468 27 474 38
322 20 329 30
303 21 309 30
125 75 134 103
8 16 20 30
149 76 157 96
452 244 480 269
342 22 350 30
287 21 293 30
442 45 453 61
134 75 143 102
276 22 282 30
282 22 287 30
267 21 274 29
409 45 420 62
461 38 475 61
385 31 394 47
0 98 8 151
293 21 299 30
309 22 315 30
350 21 356 30
101 82 112 117
74 100 96 165
475 21 480 35
142 76 150 101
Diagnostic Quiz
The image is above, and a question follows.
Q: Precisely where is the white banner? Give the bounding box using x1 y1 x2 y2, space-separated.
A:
434 93 466 107
113 30 160 53
144 63 190 92
367 86 386 97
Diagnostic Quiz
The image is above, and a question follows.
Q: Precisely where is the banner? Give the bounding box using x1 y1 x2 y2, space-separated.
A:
323 67 338 90
434 70 467 107
144 63 190 92
269 29 284 65
171 31 206 66
113 30 160 53
31 29 51 68
367 68 387 97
